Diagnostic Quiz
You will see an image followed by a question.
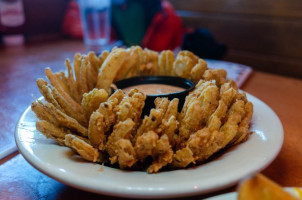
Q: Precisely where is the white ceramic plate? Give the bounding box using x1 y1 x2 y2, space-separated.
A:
15 92 284 199
204 187 302 200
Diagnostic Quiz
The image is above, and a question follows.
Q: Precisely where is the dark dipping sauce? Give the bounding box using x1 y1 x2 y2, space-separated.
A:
114 76 195 117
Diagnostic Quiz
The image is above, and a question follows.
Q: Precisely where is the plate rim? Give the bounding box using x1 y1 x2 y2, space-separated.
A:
15 92 284 199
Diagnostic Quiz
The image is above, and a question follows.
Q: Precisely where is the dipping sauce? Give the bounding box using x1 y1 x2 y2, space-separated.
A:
122 83 185 95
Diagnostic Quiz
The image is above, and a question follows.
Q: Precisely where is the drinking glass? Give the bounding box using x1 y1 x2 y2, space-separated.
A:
78 0 111 52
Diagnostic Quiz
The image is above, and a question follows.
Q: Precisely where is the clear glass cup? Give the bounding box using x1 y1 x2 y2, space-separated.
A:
78 0 111 52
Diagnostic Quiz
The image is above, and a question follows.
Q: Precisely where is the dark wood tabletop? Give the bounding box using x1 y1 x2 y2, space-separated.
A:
0 39 302 200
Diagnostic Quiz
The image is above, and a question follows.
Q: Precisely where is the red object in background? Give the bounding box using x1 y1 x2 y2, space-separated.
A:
62 0 183 50
62 0 83 39
142 0 183 51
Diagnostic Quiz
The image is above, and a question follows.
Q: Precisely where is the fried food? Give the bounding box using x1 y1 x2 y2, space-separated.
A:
88 111 106 150
105 119 135 166
147 134 173 173
238 173 298 200
190 59 207 84
65 134 100 162
81 88 108 121
32 46 254 173
96 48 127 93
31 101 58 125
45 68 83 114
36 120 69 145
173 50 199 78
44 102 88 137
36 78 62 111
65 58 81 103
116 88 146 126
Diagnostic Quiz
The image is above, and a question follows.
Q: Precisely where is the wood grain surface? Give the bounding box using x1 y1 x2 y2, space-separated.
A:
169 0 302 78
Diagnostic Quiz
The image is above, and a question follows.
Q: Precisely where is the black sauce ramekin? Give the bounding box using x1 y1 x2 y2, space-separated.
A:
114 76 195 117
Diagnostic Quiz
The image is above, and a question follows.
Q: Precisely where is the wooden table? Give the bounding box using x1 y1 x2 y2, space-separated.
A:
0 40 301 199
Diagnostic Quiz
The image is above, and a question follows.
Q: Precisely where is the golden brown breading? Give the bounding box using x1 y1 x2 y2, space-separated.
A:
106 119 135 164
134 131 158 161
36 79 62 111
172 146 194 168
116 89 146 126
190 59 208 84
189 129 224 163
173 128 224 168
173 51 199 78
88 111 106 150
36 120 69 145
178 81 219 145
45 68 83 114
31 101 58 125
87 51 102 90
65 58 81 103
147 134 173 173
44 102 88 137
52 87 87 126
96 48 127 92
158 50 175 76
114 47 140 81
81 88 108 121
32 47 254 173
178 100 203 145
138 48 159 76
231 101 253 145
220 100 245 148
203 68 227 87
65 134 100 162
136 109 164 138
115 139 137 169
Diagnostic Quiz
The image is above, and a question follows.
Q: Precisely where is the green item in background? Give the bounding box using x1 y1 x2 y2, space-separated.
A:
112 0 146 46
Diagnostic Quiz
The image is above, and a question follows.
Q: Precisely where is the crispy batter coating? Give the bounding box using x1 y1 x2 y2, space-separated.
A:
158 50 174 76
190 59 208 84
88 111 106 150
115 139 137 169
116 89 146 126
156 98 179 146
106 119 135 165
138 48 159 76
173 50 199 78
52 87 87 126
87 51 102 90
136 109 164 138
178 81 219 145
36 120 69 145
172 147 194 168
220 100 245 148
33 47 254 173
36 79 62 111
81 88 108 121
96 48 127 92
65 134 100 162
134 131 158 161
45 102 88 137
147 134 173 173
65 58 81 103
114 47 139 81
31 101 58 125
203 68 227 87
231 101 253 145
45 68 83 115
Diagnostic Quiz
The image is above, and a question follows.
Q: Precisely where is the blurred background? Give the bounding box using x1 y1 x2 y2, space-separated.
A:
1 0 301 78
